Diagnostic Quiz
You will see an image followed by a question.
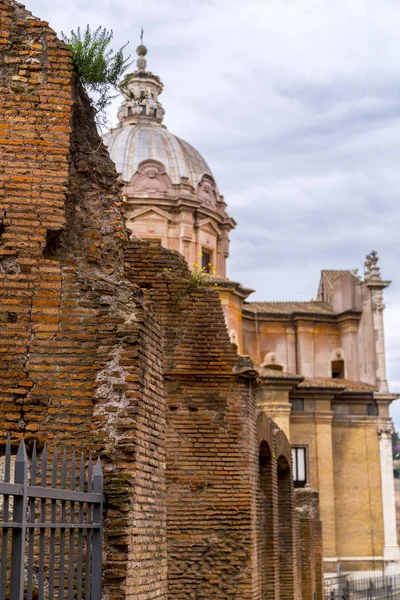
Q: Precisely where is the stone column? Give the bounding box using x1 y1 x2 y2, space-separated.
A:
377 425 400 561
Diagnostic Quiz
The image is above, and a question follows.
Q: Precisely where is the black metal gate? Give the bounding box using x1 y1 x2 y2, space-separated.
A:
0 437 104 600
325 572 400 599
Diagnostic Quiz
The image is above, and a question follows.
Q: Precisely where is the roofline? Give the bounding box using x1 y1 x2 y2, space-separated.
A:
242 308 362 323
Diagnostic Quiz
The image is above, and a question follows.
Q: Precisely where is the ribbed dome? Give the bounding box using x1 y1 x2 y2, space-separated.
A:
104 122 214 187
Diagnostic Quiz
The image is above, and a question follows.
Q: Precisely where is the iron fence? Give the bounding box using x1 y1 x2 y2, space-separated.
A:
0 436 103 600
325 572 400 599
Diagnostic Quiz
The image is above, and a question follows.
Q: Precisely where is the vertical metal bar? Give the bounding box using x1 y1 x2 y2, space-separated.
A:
27 441 37 600
38 445 47 600
59 448 67 600
0 434 11 600
85 455 93 600
76 454 85 600
10 440 28 600
48 447 58 600
67 452 76 600
91 458 103 600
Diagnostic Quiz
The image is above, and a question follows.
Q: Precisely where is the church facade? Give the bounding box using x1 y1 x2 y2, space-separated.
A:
105 44 400 572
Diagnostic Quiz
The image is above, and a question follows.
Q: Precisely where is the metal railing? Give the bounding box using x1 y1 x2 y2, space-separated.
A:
325 572 400 599
0 436 104 600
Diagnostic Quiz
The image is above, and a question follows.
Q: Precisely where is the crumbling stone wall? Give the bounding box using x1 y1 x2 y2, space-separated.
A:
0 2 167 599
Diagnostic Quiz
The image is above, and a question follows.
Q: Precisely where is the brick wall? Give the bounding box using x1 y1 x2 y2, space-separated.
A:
0 3 167 598
125 240 261 600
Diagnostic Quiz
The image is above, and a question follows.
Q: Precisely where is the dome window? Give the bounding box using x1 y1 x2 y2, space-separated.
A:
139 105 146 115
201 249 212 273
127 106 132 116
332 360 344 379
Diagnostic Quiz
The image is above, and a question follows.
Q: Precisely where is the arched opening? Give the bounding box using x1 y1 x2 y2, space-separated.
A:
278 455 294 600
258 441 275 600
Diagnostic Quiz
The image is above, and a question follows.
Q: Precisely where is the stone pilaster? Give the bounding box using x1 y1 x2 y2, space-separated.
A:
364 251 390 393
377 424 400 561
314 408 337 559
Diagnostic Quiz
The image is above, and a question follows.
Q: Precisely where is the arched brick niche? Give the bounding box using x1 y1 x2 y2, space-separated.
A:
257 413 279 600
275 429 296 600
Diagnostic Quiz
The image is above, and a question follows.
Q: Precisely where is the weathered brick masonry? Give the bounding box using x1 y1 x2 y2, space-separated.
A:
124 242 306 600
0 2 167 599
0 2 323 598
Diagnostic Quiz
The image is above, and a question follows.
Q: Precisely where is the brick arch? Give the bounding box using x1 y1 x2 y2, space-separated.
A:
257 413 280 599
258 439 277 600
274 428 292 466
257 411 274 449
274 429 296 600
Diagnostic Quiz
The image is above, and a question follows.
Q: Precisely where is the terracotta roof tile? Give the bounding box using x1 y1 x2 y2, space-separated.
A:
259 367 303 380
298 377 375 392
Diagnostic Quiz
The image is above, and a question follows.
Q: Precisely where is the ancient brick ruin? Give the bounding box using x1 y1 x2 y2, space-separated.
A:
0 1 323 598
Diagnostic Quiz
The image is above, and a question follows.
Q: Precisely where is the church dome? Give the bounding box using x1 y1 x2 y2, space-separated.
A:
103 40 215 190
102 39 235 281
104 122 213 187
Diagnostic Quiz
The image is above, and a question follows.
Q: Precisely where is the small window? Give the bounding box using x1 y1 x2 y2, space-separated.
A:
291 447 307 488
367 403 379 416
139 105 146 115
290 398 304 412
127 106 132 116
332 360 344 379
201 250 212 274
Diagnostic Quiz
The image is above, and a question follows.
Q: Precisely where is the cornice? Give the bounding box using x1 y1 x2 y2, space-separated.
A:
332 414 382 427
374 392 399 403
258 377 303 391
123 196 236 229
241 308 362 325
366 279 391 291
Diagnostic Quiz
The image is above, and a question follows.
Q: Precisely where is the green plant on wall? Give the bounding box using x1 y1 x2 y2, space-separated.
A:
62 25 139 126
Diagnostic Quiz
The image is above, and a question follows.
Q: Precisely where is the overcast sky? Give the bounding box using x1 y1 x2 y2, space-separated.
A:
25 0 400 426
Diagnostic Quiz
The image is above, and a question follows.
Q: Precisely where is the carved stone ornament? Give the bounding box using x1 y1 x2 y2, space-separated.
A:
130 160 171 193
365 250 379 272
377 426 393 439
196 175 218 207
372 302 385 313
